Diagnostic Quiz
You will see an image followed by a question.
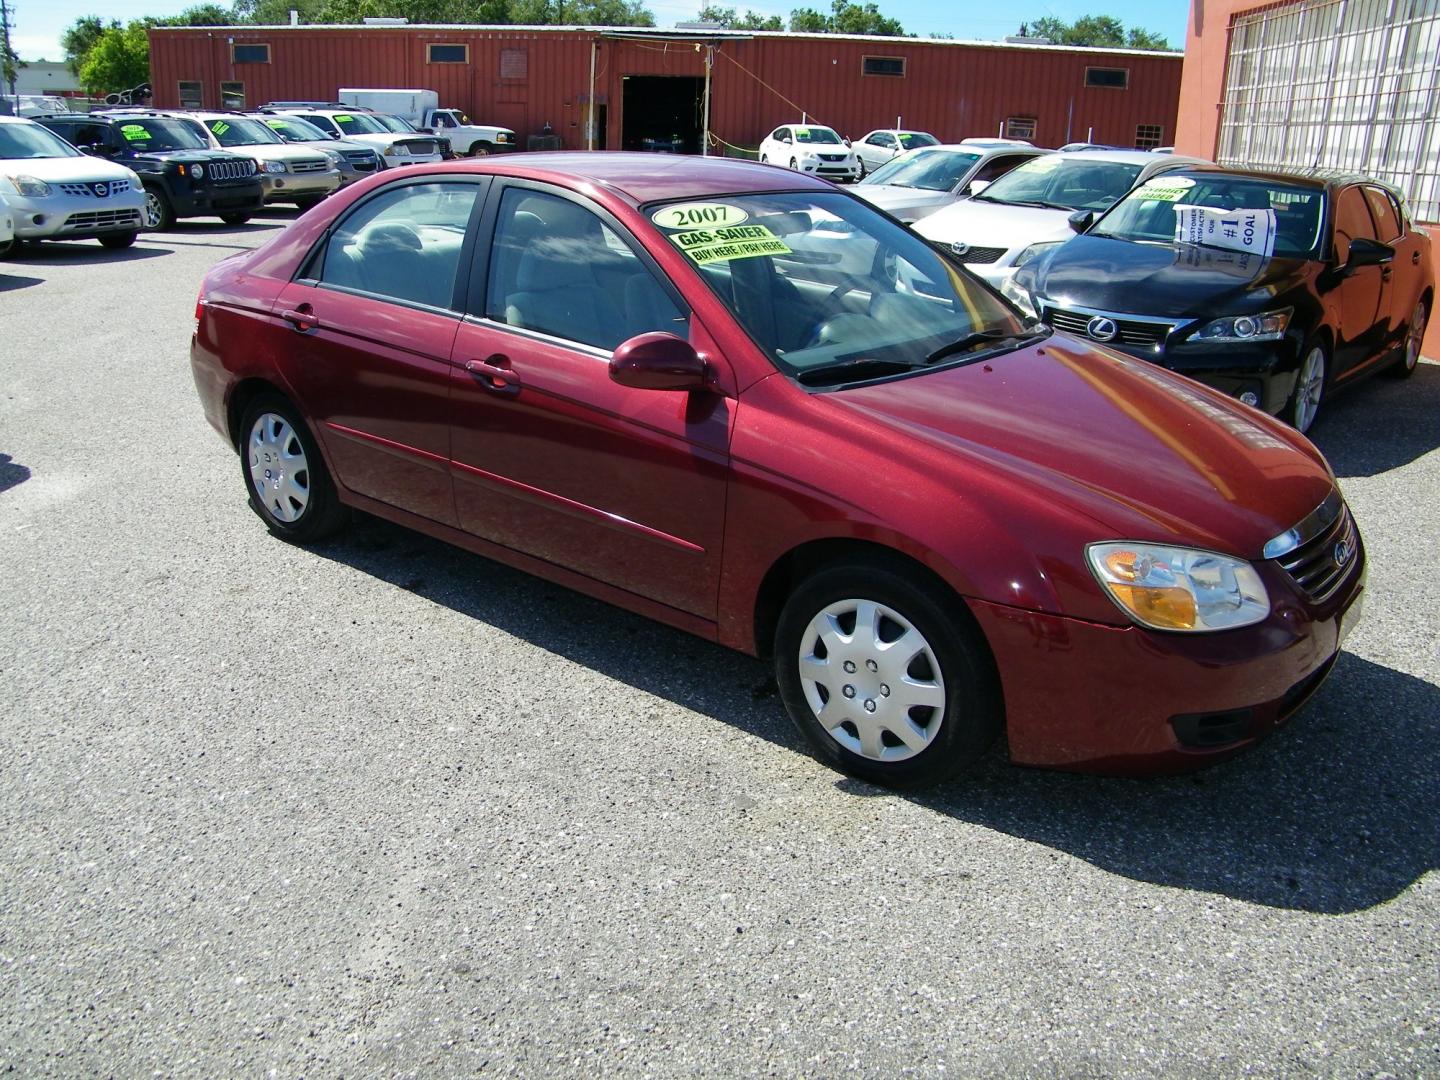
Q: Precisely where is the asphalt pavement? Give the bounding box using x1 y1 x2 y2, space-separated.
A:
1 215 1437 1077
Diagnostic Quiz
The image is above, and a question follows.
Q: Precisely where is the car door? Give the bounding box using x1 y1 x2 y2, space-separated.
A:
1329 184 1389 377
272 176 487 526
860 133 891 170
447 181 733 620
1362 184 1421 349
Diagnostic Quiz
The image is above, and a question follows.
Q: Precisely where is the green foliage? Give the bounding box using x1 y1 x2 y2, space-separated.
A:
697 4 784 29
309 0 651 23
61 15 116 78
2 41 24 91
154 4 235 24
232 0 329 23
790 0 902 34
77 21 151 94
1023 14 1170 50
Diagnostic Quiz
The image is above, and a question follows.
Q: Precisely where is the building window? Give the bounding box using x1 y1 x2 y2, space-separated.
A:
178 80 203 108
1135 124 1164 149
1085 67 1129 89
500 48 528 80
231 43 270 64
862 56 905 77
427 43 468 63
1004 116 1037 140
1218 0 1440 221
220 82 245 109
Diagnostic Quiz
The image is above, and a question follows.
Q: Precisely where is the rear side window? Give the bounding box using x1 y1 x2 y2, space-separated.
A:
1362 187 1403 243
320 182 480 309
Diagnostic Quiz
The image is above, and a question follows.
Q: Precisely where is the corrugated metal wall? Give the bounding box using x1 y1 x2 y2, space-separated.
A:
149 26 1182 151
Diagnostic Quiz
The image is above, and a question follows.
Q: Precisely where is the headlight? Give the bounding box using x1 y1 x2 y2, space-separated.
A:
1013 241 1061 269
190 164 204 179
6 174 53 197
1191 308 1292 343
385 145 411 157
1000 276 1037 318
128 172 143 191
263 160 287 174
321 149 344 168
1087 542 1271 632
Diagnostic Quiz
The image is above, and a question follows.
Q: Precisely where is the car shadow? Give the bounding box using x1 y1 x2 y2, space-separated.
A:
0 452 32 493
8 242 172 266
1310 359 1440 478
311 515 1436 916
0 273 44 292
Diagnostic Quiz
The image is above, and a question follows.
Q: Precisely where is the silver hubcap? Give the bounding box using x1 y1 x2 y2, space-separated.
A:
143 192 163 229
247 413 310 523
1406 303 1425 371
798 599 946 762
1293 346 1325 433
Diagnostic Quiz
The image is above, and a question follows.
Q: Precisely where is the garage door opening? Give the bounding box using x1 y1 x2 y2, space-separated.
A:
621 76 703 154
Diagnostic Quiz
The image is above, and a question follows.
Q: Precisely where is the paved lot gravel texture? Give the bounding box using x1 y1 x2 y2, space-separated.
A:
1 215 1438 1078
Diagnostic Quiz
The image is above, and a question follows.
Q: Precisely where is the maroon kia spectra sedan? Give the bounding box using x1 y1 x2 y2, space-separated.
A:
191 153 1366 788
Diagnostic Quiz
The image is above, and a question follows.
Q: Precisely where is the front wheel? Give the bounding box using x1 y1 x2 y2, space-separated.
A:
0 234 19 259
760 153 768 164
142 187 175 231
1388 299 1428 379
220 212 252 226
774 560 1001 788
469 142 493 157
99 231 138 249
239 395 348 542
1284 339 1327 434
790 157 799 171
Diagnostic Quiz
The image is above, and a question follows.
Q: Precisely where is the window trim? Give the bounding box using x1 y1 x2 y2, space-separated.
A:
230 43 270 64
1084 66 1129 90
1004 116 1037 141
219 81 245 110
426 42 469 64
178 80 203 108
1362 184 1404 243
861 55 906 78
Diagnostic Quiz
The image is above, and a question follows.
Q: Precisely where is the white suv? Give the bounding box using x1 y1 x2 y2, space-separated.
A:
758 124 861 182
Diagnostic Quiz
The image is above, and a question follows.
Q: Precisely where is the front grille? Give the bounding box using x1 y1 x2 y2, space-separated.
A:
342 150 376 166
59 180 131 198
1045 305 1175 349
819 153 847 162
400 138 437 156
206 158 257 182
290 159 329 173
349 159 377 172
951 245 1007 264
1273 501 1360 602
63 208 142 230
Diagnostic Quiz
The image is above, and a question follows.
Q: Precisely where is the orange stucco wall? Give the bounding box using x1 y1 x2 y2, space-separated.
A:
1176 0 1438 356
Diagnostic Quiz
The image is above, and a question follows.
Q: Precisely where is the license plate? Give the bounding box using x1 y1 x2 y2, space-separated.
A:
1338 591 1364 646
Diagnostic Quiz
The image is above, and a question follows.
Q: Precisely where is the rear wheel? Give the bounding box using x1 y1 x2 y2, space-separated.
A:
142 187 174 231
99 231 138 249
239 395 348 543
1284 339 1327 434
774 559 1001 788
1388 299 1428 379
220 212 252 226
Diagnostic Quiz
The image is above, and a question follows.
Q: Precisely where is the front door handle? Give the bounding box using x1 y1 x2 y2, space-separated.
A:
281 305 319 332
1413 251 1423 265
1381 266 1393 282
465 355 521 397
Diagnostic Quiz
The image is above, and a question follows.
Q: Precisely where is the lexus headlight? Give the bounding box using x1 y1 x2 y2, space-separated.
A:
385 145 411 157
5 174 53 197
1087 542 1270 632
263 160 287 174
1000 276 1037 318
1191 308 1292 343
1013 241 1061 269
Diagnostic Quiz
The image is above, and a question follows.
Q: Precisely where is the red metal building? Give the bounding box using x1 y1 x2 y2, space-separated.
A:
147 25 1182 152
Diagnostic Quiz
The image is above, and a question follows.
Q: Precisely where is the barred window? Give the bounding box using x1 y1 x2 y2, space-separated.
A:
178 81 203 108
1135 124 1164 149
1218 0 1440 220
500 48 528 79
1004 116 1037 140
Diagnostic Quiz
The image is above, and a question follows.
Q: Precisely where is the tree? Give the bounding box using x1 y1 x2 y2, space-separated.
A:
698 4 784 29
77 21 151 94
1022 15 1169 50
61 15 117 78
1126 26 1170 49
233 0 330 23
156 3 236 24
2 40 24 94
789 0 902 35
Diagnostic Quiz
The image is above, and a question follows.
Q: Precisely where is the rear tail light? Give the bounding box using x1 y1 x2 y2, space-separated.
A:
194 287 205 328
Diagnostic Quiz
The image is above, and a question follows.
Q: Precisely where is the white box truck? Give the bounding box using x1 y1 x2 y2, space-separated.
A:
338 88 518 155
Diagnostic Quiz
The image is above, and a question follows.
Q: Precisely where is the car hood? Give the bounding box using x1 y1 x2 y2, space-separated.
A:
123 148 245 164
852 184 953 216
0 155 138 183
226 142 329 165
829 336 1333 557
1033 234 1316 317
913 198 1073 248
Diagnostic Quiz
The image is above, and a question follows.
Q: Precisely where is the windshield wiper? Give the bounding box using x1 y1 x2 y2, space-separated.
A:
796 358 921 387
924 326 1048 366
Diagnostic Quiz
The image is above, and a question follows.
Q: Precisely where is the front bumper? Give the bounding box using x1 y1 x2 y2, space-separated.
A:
260 168 342 202
970 546 1366 773
9 189 146 240
170 179 267 219
797 159 861 181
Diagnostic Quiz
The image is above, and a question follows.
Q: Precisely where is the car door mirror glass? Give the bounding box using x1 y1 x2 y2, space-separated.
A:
610 332 710 392
1068 209 1095 233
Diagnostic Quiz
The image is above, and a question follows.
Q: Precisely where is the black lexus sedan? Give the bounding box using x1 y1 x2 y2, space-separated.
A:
1003 167 1433 432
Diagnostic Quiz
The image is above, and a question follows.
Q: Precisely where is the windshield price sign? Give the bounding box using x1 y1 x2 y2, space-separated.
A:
652 202 749 230
1174 204 1277 257
671 224 791 265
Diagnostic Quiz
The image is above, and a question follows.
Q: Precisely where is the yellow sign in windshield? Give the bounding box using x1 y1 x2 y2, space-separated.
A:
670 224 792 265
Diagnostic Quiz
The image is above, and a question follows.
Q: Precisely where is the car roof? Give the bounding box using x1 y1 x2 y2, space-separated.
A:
468 152 833 203
1159 163 1405 195
1052 148 1190 165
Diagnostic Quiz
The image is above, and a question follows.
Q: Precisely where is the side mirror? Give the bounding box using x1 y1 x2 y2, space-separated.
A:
421 126 434 134
1345 236 1394 270
967 179 991 195
843 137 851 147
610 332 711 392
1067 209 1095 233
782 136 792 145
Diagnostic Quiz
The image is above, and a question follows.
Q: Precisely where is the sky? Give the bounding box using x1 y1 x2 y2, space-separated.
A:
9 0 1192 62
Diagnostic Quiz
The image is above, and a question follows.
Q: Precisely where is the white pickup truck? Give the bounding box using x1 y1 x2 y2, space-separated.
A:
338 88 517 156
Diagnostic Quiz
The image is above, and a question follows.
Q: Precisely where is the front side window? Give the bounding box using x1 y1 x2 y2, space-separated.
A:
976 155 1143 212
296 114 340 136
648 191 1029 386
1362 186 1403 242
320 182 479 309
0 121 83 159
896 132 937 150
485 188 687 351
1333 186 1378 262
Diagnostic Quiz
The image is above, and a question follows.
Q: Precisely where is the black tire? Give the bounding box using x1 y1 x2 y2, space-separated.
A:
238 394 348 543
760 153 768 164
293 195 325 213
1283 337 1328 434
0 234 19 259
142 186 175 231
99 231 138 249
790 157 799 171
1387 298 1428 379
220 212 252 226
857 159 867 179
469 142 493 157
774 558 1001 789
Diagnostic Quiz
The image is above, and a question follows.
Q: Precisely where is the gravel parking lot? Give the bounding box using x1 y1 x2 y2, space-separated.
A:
2 215 1437 1077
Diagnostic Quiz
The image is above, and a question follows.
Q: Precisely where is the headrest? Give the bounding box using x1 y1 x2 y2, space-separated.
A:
358 221 422 255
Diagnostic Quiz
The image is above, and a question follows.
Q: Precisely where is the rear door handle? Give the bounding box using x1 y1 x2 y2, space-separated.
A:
465 355 521 397
281 305 319 332
1413 251 1423 265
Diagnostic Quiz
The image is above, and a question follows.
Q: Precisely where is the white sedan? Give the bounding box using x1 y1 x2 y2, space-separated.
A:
758 124 861 182
852 129 938 175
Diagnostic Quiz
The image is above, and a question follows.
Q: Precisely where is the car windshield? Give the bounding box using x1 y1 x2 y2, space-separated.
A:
896 132 938 150
0 122 81 159
1091 174 1327 258
371 114 417 133
648 191 1035 386
862 148 981 190
111 118 209 152
793 126 842 145
205 117 283 146
976 156 1144 212
330 113 390 135
261 115 329 141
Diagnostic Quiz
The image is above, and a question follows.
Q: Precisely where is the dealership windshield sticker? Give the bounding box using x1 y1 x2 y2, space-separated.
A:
652 202 750 230
1134 176 1195 202
120 124 151 141
333 114 354 123
1174 204 1277 258
1171 243 1269 279
670 224 792 265
212 121 230 136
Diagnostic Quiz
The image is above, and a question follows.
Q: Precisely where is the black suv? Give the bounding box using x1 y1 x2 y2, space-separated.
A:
34 111 265 229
